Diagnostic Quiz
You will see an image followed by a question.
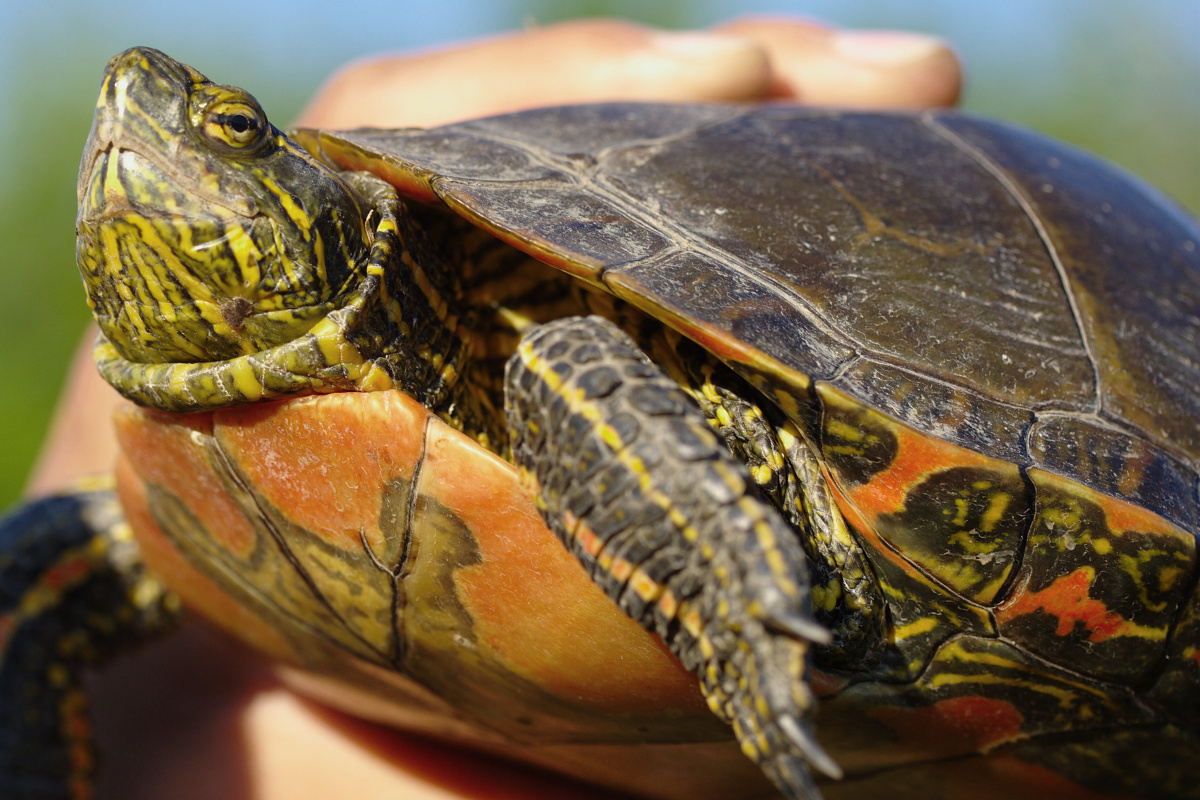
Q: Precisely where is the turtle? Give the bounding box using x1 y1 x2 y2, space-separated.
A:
2 44 1199 800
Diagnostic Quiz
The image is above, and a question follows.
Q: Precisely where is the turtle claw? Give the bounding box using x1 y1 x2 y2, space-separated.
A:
764 753 826 800
780 714 843 780
767 607 833 645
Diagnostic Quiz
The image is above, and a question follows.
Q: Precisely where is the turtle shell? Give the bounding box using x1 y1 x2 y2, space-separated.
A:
110 101 1200 800
298 108 1200 796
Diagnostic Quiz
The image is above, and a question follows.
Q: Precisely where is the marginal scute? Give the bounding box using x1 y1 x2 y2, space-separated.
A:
876 466 1028 605
817 384 900 487
817 381 1031 604
995 468 1197 683
822 486 995 680
605 251 854 388
1029 412 1200 534
831 358 1032 465
833 635 1158 758
446 180 675 281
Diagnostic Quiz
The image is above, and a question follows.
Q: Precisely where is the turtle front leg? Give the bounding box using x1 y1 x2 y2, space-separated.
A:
0 485 180 799
505 316 840 800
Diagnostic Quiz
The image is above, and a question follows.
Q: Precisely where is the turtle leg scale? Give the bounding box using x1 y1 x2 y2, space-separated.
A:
505 315 839 799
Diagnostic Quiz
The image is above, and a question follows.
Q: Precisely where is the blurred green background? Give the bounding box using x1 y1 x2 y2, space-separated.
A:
0 0 1197 506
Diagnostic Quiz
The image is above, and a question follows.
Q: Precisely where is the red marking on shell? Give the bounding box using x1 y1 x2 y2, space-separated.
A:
1093 485 1179 537
847 425 946 515
841 417 1003 521
871 695 1025 753
996 567 1133 643
921 695 1024 744
823 464 931 580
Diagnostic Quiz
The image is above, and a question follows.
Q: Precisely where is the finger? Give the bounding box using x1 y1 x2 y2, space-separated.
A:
295 19 771 129
25 325 123 497
716 16 963 108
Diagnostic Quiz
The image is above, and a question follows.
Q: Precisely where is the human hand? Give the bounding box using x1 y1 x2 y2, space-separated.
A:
34 17 961 800
296 16 960 129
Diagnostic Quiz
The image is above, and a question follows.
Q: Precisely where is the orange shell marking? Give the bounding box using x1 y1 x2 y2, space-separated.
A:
995 566 1140 644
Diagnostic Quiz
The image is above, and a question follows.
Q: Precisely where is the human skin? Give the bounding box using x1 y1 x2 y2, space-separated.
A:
30 17 961 800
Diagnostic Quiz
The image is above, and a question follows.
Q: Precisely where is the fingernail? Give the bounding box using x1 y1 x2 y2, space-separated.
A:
651 31 757 59
831 30 946 66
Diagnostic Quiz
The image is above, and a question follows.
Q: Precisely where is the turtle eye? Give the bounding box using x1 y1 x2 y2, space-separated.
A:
203 100 268 151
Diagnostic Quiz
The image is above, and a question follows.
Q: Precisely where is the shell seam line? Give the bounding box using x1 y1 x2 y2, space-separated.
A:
460 104 747 176
386 415 433 665
445 112 860 360
921 113 1102 417
207 435 385 659
989 464 1038 608
357 529 401 665
398 414 432 577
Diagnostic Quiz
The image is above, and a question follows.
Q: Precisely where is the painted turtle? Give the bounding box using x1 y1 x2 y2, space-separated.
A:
3 45 1199 799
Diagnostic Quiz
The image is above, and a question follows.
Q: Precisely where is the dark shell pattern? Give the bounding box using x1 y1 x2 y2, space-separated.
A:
310 105 1200 795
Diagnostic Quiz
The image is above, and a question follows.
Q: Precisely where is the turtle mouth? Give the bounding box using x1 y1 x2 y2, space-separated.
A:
78 139 259 228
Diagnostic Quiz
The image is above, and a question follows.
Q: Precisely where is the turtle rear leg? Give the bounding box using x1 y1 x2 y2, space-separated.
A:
505 316 839 799
0 485 180 799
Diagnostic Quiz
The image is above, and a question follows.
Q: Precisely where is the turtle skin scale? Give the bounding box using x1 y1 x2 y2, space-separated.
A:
2 45 1199 800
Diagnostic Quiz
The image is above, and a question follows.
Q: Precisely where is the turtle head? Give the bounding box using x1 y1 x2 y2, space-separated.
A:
76 47 372 365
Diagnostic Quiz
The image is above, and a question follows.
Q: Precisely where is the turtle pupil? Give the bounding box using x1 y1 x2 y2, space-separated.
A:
230 114 252 133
